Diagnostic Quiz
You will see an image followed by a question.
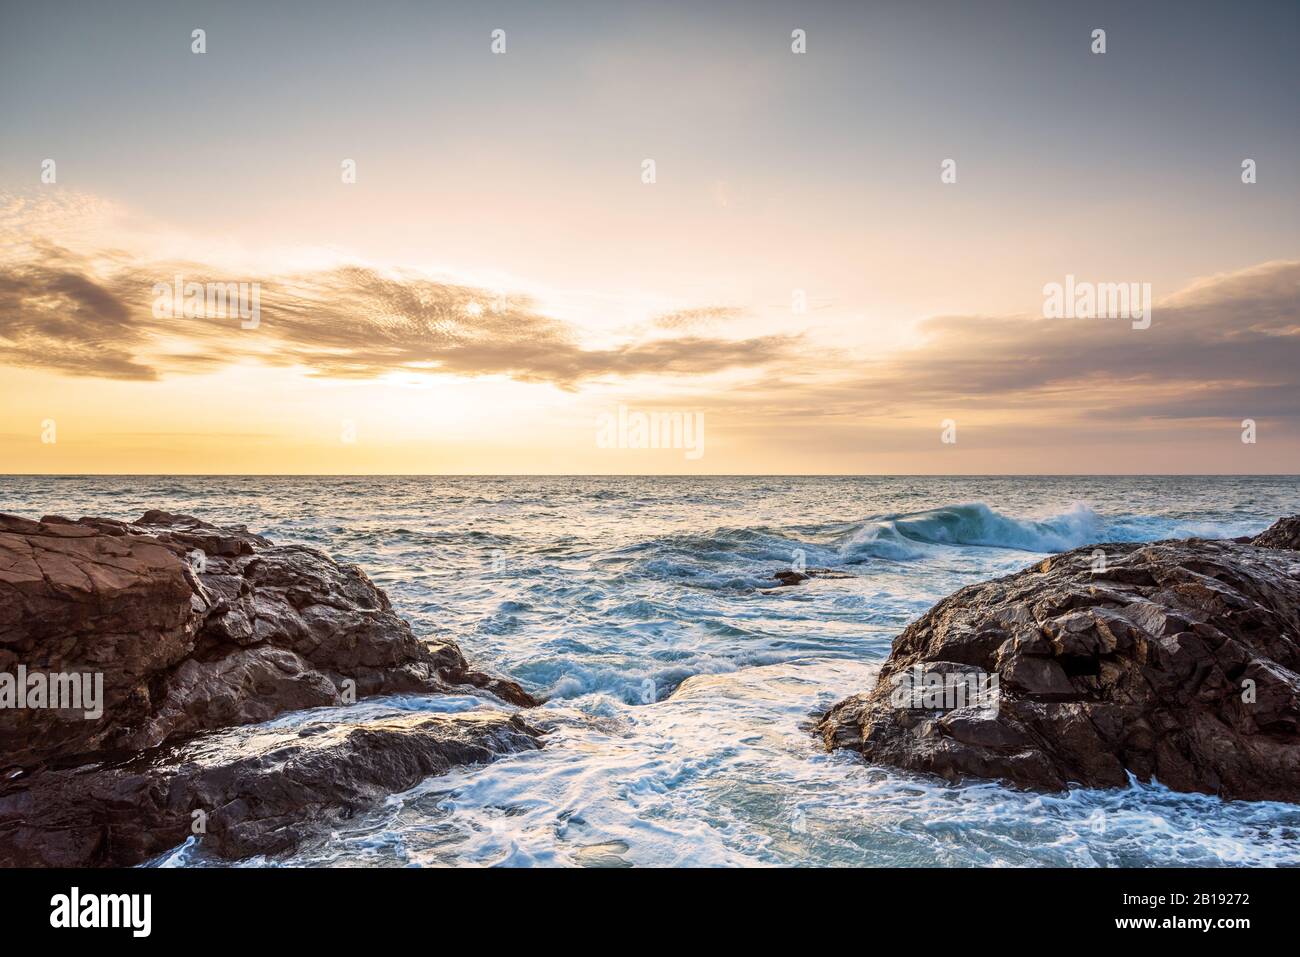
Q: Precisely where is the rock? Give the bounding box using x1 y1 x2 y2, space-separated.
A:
816 524 1300 803
772 567 854 587
0 511 535 771
0 509 543 866
1252 515 1300 552
0 710 542 867
0 513 199 769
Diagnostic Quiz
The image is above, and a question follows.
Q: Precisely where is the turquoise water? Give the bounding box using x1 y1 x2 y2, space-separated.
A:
3 475 1299 866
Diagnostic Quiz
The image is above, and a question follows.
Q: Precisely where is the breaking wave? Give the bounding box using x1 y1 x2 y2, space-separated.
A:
842 501 1106 555
627 502 1248 586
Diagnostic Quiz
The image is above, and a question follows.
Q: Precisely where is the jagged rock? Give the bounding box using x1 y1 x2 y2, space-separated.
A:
0 511 535 771
1252 515 1300 552
0 710 542 867
0 509 542 866
816 523 1300 803
0 513 199 769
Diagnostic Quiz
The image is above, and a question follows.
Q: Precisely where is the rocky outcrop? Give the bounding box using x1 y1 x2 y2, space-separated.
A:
0 510 541 866
1252 515 1300 551
772 567 854 587
0 510 534 772
817 516 1300 803
0 710 541 867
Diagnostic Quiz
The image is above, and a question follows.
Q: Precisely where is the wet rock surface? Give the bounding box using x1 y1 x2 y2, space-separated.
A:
0 710 542 867
816 516 1300 803
772 567 855 587
0 510 541 866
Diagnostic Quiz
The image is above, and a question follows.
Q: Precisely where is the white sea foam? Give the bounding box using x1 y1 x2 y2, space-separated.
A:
170 660 1300 869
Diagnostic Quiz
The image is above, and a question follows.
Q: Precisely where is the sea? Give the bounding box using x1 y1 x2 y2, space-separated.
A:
3 474 1299 867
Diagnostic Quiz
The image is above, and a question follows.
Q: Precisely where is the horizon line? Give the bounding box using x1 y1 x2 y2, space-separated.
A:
3 473 1299 480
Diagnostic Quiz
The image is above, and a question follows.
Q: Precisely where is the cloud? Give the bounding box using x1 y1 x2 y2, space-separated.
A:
0 241 794 388
0 245 156 380
651 306 743 331
2 189 1295 445
712 261 1300 429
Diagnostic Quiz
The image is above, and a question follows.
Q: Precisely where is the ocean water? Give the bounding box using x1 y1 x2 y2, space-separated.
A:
3 475 1300 868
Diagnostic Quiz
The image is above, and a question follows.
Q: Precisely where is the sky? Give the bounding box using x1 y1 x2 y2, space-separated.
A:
1 0 1297 474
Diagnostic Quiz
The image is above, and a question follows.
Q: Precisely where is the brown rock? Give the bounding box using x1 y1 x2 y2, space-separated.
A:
1 509 543 866
1252 515 1300 551
0 511 536 771
0 514 199 769
816 522 1300 802
772 567 854 587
